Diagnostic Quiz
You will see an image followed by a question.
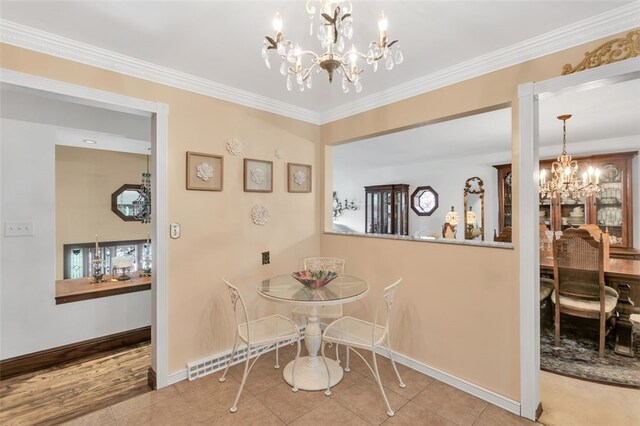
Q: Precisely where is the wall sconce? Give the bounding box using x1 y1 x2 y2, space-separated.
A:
332 191 358 219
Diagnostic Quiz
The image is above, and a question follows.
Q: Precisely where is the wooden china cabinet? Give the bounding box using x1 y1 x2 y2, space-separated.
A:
494 151 638 257
364 184 409 235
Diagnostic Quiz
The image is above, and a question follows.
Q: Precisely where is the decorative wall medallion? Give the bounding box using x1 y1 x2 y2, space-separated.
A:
226 138 242 156
251 167 266 184
293 170 306 186
274 148 285 159
195 162 214 181
251 204 270 225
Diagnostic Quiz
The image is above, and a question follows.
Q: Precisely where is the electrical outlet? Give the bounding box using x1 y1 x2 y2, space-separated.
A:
262 251 270 265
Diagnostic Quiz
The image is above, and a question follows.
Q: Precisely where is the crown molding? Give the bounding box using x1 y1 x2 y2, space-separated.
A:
0 19 322 125
319 1 640 124
1 2 638 126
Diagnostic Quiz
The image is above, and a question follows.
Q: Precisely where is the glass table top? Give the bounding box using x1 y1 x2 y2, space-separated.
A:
257 274 368 305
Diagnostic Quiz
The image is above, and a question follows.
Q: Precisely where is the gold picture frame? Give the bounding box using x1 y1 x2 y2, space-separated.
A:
186 151 223 191
244 158 273 193
287 163 312 193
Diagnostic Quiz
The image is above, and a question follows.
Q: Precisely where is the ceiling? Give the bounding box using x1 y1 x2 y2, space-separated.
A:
0 1 635 120
0 83 151 154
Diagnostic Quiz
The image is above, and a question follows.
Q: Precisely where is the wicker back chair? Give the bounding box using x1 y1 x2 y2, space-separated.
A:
493 226 512 243
552 234 617 357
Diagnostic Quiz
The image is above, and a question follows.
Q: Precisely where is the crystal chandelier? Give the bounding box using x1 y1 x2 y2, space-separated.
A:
539 114 600 200
261 1 402 93
133 156 151 223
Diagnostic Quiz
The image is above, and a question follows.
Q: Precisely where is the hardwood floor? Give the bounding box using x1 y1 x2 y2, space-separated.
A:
0 342 150 425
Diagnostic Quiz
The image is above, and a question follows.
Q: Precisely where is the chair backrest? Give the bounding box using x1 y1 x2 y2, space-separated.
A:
222 277 250 340
303 257 345 276
373 278 402 343
493 226 512 242
562 228 594 240
552 234 604 301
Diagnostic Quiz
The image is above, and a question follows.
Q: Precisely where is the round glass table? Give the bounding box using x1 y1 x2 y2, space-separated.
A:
257 274 369 391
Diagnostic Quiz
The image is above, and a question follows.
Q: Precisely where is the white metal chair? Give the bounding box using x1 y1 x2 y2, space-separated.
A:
219 277 302 413
320 278 405 417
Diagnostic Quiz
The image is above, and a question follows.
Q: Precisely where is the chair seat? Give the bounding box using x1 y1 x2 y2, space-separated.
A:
551 286 618 319
323 316 386 350
291 304 343 319
540 278 554 302
238 314 300 346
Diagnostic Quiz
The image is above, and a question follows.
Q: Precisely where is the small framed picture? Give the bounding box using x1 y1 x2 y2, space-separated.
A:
244 158 273 192
186 151 223 191
288 163 312 193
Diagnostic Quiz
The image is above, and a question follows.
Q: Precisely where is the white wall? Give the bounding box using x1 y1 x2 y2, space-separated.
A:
1 118 151 359
333 151 508 241
334 135 639 247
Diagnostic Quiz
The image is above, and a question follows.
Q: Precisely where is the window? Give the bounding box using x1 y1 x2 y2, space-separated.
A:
63 239 148 279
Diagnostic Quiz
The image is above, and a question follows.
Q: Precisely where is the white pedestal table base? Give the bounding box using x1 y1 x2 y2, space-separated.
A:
283 356 343 391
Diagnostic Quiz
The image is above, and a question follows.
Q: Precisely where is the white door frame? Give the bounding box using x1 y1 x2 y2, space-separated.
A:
0 68 170 388
517 57 640 420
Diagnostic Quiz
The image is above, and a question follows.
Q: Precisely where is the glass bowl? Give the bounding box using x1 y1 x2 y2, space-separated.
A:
292 270 338 289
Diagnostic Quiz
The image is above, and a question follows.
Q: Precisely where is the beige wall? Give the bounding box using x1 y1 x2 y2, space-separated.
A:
319 32 632 401
0 29 630 400
55 146 151 280
1 44 321 373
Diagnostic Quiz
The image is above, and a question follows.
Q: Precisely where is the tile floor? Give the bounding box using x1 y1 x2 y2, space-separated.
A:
63 344 535 426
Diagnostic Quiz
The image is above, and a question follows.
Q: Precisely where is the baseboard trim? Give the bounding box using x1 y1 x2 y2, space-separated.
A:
147 367 157 390
168 368 189 386
166 335 520 417
0 326 151 380
375 347 521 416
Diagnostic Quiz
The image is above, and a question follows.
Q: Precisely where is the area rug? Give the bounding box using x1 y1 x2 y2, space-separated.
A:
540 309 640 388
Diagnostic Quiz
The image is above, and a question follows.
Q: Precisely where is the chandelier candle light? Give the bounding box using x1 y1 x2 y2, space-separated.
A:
539 115 600 200
262 0 402 93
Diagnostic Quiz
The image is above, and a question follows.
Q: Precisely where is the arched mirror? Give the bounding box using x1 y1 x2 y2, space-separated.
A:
111 184 142 221
464 177 484 240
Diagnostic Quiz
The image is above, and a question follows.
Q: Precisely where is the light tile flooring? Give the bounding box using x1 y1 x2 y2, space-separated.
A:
539 371 640 426
63 344 534 426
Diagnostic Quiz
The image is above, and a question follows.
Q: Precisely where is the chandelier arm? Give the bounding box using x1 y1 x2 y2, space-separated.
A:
305 0 315 15
340 66 363 83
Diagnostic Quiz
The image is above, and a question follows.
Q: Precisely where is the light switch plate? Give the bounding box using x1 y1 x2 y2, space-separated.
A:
170 223 181 239
5 221 35 237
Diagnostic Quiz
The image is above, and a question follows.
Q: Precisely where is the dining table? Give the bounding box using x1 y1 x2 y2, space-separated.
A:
257 274 369 391
539 251 640 303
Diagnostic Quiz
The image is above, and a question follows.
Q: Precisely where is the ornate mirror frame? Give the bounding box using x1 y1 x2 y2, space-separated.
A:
463 177 485 241
111 184 142 222
410 186 439 216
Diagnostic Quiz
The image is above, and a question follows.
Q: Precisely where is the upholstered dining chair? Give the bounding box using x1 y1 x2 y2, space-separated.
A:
292 257 346 361
551 234 618 357
320 278 405 417
493 226 512 242
219 278 301 413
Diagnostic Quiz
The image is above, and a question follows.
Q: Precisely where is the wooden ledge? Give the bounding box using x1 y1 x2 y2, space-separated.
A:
55 274 151 304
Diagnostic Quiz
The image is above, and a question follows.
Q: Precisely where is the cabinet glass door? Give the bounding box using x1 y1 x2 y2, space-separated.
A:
595 162 624 246
538 195 553 231
503 172 512 229
559 194 587 232
382 191 392 233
